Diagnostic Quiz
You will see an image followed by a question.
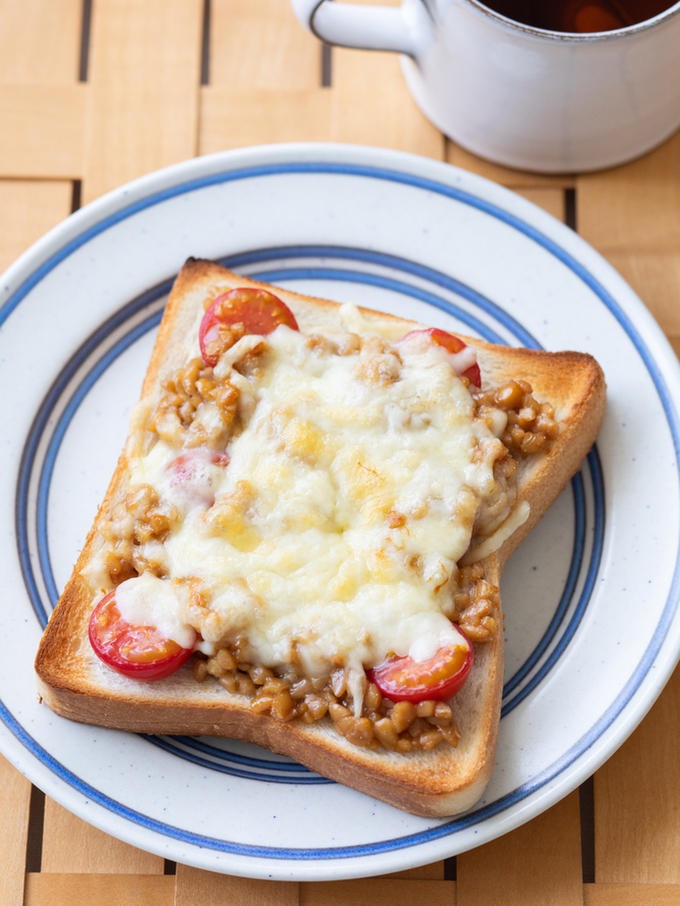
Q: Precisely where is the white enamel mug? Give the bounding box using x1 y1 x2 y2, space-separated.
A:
290 0 680 172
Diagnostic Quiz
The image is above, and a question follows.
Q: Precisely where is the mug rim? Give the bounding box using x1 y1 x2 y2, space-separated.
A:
466 0 680 40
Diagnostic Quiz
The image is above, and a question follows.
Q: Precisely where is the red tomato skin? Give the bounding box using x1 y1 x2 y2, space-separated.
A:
167 451 229 482
89 591 195 681
367 632 474 703
166 450 230 507
199 287 299 366
398 328 481 387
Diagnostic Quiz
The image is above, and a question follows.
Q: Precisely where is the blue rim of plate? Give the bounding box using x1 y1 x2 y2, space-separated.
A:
4 158 680 863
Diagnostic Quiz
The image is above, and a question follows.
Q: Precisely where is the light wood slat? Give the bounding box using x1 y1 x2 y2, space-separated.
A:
82 0 203 204
577 133 680 254
302 879 454 906
381 862 446 880
326 0 441 157
24 872 175 906
174 866 299 905
202 56 443 157
199 86 333 154
331 47 444 159
0 85 86 178
514 188 566 223
584 883 680 905
446 141 575 189
210 0 321 89
0 0 82 84
41 798 164 874
0 755 32 906
456 790 582 906
0 179 73 272
594 665 680 882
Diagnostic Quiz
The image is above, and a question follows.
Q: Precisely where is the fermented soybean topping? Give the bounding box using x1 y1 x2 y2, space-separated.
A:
102 315 517 699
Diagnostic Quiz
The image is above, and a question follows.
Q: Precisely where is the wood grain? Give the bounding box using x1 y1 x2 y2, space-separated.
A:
456 791 583 906
330 47 444 159
210 0 321 89
0 755 32 906
41 798 164 874
302 879 455 906
199 86 333 154
0 179 73 272
82 0 203 203
0 85 86 179
446 141 576 190
24 872 175 906
584 884 680 905
514 187 566 222
0 0 82 84
175 866 299 906
200 0 332 152
577 134 680 254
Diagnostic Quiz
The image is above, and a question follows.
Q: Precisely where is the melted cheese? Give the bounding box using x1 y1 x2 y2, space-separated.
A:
115 572 196 649
103 321 518 685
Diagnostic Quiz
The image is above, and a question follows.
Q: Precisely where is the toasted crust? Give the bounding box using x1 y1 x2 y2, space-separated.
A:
35 258 606 817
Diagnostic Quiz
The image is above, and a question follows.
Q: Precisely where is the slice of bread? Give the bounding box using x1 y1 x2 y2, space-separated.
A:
35 258 606 817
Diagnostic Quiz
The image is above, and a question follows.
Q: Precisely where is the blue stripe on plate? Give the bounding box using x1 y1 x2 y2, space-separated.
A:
37 312 163 608
503 447 605 713
143 736 331 784
161 735 315 772
502 472 587 702
253 266 509 345
16 278 174 625
220 245 540 348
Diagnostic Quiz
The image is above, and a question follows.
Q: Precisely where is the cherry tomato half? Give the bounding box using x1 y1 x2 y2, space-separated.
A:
167 449 229 483
89 591 196 681
398 328 481 387
166 449 230 507
367 627 474 703
199 287 299 366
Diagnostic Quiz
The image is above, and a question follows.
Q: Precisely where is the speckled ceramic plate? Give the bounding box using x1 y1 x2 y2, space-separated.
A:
2 144 679 880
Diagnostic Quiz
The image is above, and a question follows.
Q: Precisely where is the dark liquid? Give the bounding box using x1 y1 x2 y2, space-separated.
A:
482 0 675 32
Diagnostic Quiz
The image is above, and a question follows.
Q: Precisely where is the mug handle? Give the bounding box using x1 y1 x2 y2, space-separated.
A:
290 0 419 55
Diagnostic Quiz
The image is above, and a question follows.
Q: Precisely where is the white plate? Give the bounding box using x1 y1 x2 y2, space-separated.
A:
2 143 680 881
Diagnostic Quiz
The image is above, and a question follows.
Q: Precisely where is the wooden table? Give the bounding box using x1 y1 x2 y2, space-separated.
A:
2 1 679 903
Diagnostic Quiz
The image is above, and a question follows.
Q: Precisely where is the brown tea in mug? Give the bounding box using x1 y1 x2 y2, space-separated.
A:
482 0 676 32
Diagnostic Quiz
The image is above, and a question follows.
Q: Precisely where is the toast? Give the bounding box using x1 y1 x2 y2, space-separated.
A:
35 258 606 817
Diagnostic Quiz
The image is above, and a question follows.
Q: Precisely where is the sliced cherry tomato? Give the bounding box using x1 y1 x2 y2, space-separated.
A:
367 627 473 703
166 447 229 507
199 287 299 366
398 328 481 387
167 449 230 507
167 450 230 483
89 591 195 681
